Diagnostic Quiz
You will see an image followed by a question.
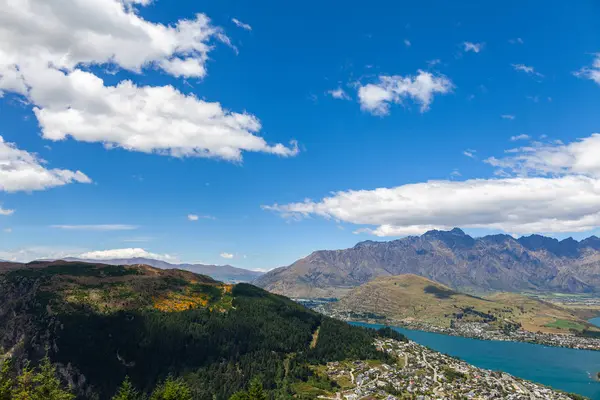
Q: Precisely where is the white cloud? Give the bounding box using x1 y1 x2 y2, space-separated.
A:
512 64 544 78
32 70 298 161
3 228 12 233
510 134 530 141
426 59 441 67
0 0 297 162
0 136 91 192
509 38 524 45
264 175 600 236
463 42 484 53
574 54 600 85
486 133 600 177
0 0 223 81
220 252 234 259
501 114 515 120
51 224 137 231
187 214 215 221
327 88 350 100
463 149 477 158
403 39 411 47
0 206 14 216
232 18 252 31
0 246 86 263
79 248 176 261
357 70 453 115
264 133 600 236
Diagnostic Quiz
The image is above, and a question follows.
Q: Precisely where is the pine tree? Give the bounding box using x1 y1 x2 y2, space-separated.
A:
149 376 192 400
228 378 267 400
112 376 142 400
247 378 267 400
0 358 14 400
11 357 74 400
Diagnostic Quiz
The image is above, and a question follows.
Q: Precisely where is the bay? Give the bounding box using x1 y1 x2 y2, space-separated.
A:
351 321 600 399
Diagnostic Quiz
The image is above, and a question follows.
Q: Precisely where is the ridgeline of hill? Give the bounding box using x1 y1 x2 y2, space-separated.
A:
329 274 600 335
254 228 600 298
0 261 403 399
36 257 264 283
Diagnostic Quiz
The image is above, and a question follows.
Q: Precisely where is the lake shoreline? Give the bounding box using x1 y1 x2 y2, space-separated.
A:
336 315 600 351
351 321 600 399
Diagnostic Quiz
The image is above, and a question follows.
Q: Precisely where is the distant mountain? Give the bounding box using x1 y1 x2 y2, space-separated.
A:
42 257 263 283
330 274 598 335
254 228 600 298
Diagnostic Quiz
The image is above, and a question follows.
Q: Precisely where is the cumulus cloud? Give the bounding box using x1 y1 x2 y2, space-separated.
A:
51 224 137 231
512 64 544 78
220 252 234 259
501 115 515 120
79 248 176 261
0 0 223 81
0 0 297 162
510 134 530 141
403 39 411 47
0 136 91 192
357 70 453 115
264 176 600 236
264 133 600 236
328 88 350 100
485 133 600 177
188 214 199 221
232 18 252 31
463 42 484 53
574 54 600 85
0 206 14 216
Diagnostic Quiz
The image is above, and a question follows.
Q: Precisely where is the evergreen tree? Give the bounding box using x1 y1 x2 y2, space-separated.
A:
228 378 267 400
149 376 192 400
0 358 14 400
113 376 142 400
247 378 267 400
11 357 74 400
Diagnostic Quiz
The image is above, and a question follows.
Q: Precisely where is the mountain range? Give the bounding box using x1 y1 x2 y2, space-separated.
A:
254 228 600 298
38 257 263 283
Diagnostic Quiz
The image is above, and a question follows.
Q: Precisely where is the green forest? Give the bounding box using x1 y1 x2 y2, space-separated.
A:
0 263 405 400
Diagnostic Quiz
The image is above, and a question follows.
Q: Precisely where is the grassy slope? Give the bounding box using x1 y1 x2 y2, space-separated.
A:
333 274 599 334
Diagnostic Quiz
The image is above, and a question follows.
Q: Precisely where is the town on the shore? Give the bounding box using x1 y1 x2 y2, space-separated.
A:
318 338 582 400
315 305 600 351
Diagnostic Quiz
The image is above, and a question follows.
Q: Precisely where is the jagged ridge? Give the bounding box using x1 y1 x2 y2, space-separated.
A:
254 228 600 297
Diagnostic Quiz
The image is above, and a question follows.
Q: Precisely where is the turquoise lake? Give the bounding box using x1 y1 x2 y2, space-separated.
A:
351 321 600 399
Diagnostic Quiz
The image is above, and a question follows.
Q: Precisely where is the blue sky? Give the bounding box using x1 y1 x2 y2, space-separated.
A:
1 0 600 270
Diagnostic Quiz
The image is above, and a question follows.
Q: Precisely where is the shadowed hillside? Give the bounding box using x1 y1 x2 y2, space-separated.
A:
0 261 401 400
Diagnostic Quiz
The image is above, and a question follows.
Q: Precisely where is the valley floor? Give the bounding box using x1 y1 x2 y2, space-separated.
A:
317 338 581 399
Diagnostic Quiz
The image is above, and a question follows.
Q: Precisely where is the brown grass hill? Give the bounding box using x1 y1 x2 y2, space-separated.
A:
0 261 401 400
254 228 600 298
330 274 599 335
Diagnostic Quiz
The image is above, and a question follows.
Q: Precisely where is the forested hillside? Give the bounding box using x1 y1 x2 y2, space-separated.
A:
0 261 400 399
